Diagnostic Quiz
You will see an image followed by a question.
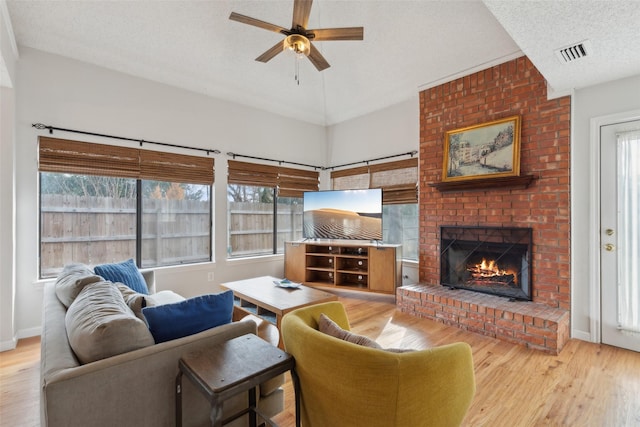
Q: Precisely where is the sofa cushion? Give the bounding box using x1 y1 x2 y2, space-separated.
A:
116 283 148 321
66 281 155 364
147 290 186 307
117 284 186 321
54 263 103 308
143 290 234 343
318 313 382 349
95 258 149 294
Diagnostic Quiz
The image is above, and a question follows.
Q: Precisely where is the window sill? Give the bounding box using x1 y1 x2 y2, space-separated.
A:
36 262 217 288
32 278 52 291
148 261 216 273
226 253 284 266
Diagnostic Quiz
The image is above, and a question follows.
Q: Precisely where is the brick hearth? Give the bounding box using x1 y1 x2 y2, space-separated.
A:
397 284 570 354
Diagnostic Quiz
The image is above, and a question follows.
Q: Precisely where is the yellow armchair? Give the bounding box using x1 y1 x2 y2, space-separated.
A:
281 301 475 427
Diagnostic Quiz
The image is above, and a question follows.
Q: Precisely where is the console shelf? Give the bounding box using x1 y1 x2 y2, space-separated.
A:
284 241 402 294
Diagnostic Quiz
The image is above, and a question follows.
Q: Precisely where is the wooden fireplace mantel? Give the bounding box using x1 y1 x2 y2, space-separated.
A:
429 175 537 192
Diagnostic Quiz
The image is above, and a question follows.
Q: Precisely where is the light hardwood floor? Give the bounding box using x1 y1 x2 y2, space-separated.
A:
2 290 640 427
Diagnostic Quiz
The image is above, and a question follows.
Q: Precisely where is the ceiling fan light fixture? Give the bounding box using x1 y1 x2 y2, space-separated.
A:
230 0 362 72
284 34 311 57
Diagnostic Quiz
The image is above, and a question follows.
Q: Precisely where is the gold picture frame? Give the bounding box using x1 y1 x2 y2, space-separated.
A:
442 116 521 182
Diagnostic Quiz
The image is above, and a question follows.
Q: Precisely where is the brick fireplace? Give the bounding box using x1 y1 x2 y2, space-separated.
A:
397 56 571 354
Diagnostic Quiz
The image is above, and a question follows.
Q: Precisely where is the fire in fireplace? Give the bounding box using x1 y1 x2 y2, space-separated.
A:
440 226 533 300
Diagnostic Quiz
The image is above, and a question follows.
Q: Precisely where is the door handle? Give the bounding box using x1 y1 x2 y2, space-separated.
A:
605 229 614 236
604 243 615 252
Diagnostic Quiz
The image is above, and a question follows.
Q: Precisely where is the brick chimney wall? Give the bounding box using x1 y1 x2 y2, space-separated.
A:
418 56 571 310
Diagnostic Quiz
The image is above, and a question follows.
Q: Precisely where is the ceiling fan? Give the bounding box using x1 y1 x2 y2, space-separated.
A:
229 0 364 71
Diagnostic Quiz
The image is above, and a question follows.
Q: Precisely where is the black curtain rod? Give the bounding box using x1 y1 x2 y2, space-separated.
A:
33 123 417 170
226 152 323 170
32 123 221 156
226 150 418 171
326 150 418 171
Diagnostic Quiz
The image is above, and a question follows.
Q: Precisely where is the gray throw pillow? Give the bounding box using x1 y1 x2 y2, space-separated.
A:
116 283 148 321
66 282 155 364
317 313 415 352
54 263 102 308
318 313 382 349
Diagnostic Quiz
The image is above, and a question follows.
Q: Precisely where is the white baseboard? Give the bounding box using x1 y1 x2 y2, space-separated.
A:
0 337 17 352
0 327 42 351
571 329 594 343
17 326 41 340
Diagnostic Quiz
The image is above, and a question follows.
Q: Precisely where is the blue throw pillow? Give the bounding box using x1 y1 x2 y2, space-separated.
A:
94 259 149 295
142 290 234 343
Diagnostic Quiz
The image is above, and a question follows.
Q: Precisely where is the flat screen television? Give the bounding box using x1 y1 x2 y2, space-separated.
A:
303 189 382 241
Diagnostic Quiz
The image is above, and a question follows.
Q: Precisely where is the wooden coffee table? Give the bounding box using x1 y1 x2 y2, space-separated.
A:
221 276 337 348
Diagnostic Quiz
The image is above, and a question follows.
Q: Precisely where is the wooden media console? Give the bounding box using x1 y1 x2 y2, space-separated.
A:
284 241 402 294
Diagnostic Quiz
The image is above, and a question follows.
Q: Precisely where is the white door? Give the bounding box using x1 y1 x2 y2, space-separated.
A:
600 119 640 352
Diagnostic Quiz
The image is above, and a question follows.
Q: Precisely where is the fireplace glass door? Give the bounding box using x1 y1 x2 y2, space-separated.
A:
440 226 533 300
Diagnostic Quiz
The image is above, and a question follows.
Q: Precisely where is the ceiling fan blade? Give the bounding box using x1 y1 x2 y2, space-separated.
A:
307 43 330 71
229 12 288 34
308 27 364 41
292 0 313 30
256 41 285 63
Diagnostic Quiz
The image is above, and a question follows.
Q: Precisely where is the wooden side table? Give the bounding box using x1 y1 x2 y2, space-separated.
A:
176 333 297 427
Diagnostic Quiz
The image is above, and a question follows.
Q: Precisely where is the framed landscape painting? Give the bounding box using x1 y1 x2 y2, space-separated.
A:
442 116 521 182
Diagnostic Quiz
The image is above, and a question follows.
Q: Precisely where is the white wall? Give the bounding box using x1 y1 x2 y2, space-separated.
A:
0 0 17 87
571 74 640 340
0 1 18 350
325 96 419 166
11 48 326 338
0 86 16 350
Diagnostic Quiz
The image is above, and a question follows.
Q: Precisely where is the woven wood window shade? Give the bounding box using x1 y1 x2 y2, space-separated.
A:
330 165 370 190
140 150 214 185
331 158 418 204
227 160 278 187
277 165 319 197
38 137 140 179
228 160 318 197
378 184 418 204
39 136 215 184
370 158 418 204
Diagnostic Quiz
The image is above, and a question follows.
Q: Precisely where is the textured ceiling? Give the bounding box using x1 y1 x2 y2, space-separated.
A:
484 0 640 98
4 1 640 126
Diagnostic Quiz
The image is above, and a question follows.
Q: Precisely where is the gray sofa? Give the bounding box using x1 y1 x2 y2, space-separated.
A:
40 268 284 427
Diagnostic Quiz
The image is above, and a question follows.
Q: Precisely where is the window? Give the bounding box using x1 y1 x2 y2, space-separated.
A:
382 204 418 261
276 196 304 250
226 160 316 258
38 137 213 278
331 158 419 261
141 180 211 267
227 185 277 257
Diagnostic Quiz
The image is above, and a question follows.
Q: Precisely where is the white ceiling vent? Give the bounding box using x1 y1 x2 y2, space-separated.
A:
554 40 592 63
